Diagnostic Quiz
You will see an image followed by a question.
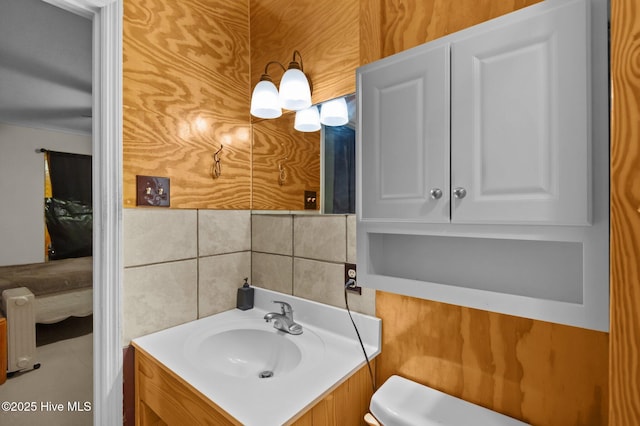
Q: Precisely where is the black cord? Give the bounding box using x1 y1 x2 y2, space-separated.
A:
344 283 376 394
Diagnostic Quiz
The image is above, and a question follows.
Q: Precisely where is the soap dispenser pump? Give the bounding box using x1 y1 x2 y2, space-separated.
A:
236 277 254 310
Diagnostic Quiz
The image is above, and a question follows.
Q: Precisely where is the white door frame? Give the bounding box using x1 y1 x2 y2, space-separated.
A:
42 0 123 424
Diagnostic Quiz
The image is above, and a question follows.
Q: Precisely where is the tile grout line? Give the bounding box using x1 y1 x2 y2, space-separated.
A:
290 215 295 295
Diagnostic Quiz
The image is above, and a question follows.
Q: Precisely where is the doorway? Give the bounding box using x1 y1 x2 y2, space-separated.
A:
40 0 122 424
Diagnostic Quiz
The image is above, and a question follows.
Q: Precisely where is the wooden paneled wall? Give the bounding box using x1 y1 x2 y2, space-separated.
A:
123 0 251 209
377 0 540 58
249 0 360 210
364 1 611 425
250 0 360 107
609 0 640 423
376 292 609 425
252 112 320 210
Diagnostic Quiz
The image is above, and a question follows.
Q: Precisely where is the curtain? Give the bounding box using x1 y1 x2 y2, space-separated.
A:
45 151 92 260
48 151 92 204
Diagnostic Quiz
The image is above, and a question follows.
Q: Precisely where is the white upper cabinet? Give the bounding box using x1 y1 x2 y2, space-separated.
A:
358 0 591 225
451 0 591 225
359 43 450 223
356 0 609 331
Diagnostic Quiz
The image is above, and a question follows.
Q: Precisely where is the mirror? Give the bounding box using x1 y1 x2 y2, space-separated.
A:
250 94 356 214
320 94 355 214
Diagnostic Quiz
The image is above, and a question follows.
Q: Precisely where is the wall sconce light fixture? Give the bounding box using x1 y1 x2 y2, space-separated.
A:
250 50 312 119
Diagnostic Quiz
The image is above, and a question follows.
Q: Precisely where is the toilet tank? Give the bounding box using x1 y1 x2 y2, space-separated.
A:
369 375 529 426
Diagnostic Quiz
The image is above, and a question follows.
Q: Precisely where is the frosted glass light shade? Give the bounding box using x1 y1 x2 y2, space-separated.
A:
250 80 282 119
279 68 312 111
294 106 321 132
320 97 349 126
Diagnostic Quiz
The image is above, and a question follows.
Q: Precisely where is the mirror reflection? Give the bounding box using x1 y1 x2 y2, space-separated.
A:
250 94 356 213
321 94 355 214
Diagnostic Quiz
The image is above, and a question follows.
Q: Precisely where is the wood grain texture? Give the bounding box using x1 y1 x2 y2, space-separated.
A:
134 345 241 426
123 0 251 209
250 0 360 107
291 360 375 425
134 342 374 425
379 0 540 56
252 112 320 211
360 0 383 65
376 292 609 425
609 0 640 423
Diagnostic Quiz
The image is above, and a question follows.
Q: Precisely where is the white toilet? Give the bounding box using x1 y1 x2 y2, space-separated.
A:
365 375 529 426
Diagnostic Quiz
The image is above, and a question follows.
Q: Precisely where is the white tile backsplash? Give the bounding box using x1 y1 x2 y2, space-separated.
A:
251 214 293 255
122 210 373 346
293 215 346 262
251 252 293 294
123 208 251 345
123 209 197 267
199 210 251 256
123 259 198 344
253 213 374 315
198 252 251 318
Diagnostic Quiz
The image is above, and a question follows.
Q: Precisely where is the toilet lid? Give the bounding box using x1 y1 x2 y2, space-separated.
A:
370 375 529 426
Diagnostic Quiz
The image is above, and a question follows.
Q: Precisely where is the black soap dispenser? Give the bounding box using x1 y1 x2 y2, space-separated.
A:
236 277 254 310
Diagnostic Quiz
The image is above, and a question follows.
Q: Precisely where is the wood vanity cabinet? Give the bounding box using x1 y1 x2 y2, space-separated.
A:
359 0 591 226
134 346 375 426
356 0 609 332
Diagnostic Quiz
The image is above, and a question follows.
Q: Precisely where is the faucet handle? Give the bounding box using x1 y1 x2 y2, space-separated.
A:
272 300 293 316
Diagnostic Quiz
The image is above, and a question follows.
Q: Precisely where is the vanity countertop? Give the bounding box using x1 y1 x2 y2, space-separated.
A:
132 287 381 425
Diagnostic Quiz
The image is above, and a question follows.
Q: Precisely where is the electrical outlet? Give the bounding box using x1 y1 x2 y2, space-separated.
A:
344 263 361 294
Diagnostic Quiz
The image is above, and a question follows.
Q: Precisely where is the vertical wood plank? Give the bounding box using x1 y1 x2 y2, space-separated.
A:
610 0 640 422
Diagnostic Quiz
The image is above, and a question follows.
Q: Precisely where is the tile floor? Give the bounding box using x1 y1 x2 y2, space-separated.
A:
0 318 93 426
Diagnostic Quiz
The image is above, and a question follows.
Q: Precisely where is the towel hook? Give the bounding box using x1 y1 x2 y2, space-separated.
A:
211 144 223 179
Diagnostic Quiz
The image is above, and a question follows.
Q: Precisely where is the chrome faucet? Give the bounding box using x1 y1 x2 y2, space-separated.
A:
263 301 303 335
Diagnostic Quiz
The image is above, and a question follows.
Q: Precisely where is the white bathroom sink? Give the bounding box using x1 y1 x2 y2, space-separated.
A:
133 288 381 425
185 328 302 378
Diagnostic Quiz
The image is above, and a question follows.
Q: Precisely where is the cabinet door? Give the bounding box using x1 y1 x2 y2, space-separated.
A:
451 0 591 225
358 43 450 222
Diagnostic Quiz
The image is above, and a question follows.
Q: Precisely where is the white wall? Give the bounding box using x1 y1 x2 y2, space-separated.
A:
0 122 91 266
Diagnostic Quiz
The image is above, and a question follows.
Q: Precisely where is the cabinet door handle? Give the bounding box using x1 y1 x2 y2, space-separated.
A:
430 188 443 200
453 187 467 199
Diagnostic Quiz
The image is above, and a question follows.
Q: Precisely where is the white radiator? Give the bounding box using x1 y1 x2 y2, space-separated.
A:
2 288 39 373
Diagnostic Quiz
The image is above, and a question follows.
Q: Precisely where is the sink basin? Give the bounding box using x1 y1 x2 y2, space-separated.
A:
185 327 303 378
133 288 381 426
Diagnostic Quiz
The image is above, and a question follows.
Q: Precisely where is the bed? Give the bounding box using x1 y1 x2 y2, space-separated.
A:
0 256 92 324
